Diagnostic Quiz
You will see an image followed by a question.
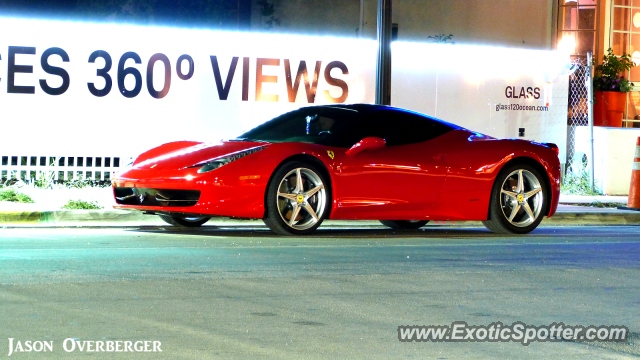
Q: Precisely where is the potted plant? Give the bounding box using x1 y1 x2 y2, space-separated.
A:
593 48 636 127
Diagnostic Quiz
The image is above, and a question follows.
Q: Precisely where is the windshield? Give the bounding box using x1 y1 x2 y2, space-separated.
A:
236 109 362 148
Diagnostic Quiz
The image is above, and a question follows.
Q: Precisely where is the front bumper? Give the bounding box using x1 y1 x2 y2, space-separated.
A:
112 166 269 219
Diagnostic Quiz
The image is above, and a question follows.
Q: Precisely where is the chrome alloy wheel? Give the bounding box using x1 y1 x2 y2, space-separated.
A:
499 169 544 227
276 168 327 231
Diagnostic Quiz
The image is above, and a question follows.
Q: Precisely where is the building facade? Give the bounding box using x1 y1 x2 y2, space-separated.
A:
257 0 640 127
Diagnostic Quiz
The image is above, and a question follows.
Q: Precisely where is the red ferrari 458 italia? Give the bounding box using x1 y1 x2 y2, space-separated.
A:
113 104 560 235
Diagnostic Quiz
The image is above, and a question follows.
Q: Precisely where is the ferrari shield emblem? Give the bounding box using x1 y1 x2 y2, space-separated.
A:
327 150 335 159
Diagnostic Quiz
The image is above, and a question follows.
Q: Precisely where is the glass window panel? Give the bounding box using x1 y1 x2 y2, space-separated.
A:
561 0 578 4
561 7 578 30
558 31 577 53
633 0 640 7
632 9 640 30
576 31 595 55
578 7 596 29
615 0 631 5
629 58 640 82
579 0 596 4
614 7 631 31
612 32 630 54
630 33 640 54
627 92 640 119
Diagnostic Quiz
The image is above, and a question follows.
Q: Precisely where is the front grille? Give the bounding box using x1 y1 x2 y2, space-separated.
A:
114 187 200 207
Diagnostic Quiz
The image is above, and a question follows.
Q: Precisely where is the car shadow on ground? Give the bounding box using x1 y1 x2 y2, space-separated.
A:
125 226 491 238
123 225 635 239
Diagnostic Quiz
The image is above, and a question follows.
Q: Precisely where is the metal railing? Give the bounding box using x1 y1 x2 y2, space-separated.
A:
0 155 124 184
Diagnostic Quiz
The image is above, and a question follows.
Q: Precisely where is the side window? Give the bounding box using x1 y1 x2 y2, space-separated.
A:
359 110 455 146
302 109 362 148
240 108 361 147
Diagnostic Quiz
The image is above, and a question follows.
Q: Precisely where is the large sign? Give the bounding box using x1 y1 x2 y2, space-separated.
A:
392 42 569 163
0 18 376 157
0 18 569 167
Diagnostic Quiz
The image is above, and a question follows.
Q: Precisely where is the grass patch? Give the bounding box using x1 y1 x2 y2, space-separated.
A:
0 188 35 203
61 200 103 210
573 201 628 208
561 170 604 196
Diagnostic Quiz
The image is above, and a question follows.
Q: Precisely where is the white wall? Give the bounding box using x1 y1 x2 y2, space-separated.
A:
0 18 569 167
391 42 570 164
574 127 640 195
0 18 376 158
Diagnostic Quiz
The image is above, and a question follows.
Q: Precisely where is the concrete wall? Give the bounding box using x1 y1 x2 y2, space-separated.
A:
391 0 554 49
574 127 640 195
251 0 361 37
253 0 555 50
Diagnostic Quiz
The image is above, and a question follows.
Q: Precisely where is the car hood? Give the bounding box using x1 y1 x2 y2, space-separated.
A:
131 140 269 171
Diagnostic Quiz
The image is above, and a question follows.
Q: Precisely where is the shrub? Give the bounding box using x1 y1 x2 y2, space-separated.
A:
0 188 35 203
61 200 103 210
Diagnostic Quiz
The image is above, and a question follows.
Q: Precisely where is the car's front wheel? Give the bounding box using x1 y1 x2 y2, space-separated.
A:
482 163 547 234
263 161 330 235
159 215 211 227
379 220 429 229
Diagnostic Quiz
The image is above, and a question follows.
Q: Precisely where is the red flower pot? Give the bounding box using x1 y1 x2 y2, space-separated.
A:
593 91 626 127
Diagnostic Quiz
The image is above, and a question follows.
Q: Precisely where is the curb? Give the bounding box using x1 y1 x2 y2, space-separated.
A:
1 209 639 228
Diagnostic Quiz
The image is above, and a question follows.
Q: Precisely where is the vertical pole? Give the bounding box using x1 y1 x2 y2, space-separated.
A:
375 0 392 105
587 52 595 192
359 0 365 38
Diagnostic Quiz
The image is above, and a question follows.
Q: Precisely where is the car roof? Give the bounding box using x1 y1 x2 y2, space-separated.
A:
297 104 462 130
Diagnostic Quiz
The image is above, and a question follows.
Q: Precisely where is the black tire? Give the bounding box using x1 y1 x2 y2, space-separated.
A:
263 161 331 235
482 163 548 234
159 215 211 227
379 220 429 229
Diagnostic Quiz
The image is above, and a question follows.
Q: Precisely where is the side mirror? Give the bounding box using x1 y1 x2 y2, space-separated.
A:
346 137 386 156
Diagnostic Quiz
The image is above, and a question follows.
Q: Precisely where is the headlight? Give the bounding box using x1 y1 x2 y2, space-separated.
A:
189 146 265 173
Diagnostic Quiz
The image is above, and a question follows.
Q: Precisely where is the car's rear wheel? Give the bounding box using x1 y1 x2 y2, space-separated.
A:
379 220 429 229
482 163 547 234
263 161 330 235
159 215 211 227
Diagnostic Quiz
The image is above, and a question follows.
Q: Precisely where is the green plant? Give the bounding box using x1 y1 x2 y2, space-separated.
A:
61 200 103 210
427 34 454 44
593 48 636 93
257 0 280 28
0 188 35 203
34 156 59 189
561 170 603 196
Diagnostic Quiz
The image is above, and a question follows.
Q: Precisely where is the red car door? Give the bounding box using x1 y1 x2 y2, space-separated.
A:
338 141 448 215
335 109 456 218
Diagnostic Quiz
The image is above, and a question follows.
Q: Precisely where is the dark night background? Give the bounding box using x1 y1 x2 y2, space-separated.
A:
0 0 253 29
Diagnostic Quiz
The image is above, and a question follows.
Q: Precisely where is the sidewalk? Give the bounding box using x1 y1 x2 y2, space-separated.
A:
1 195 638 228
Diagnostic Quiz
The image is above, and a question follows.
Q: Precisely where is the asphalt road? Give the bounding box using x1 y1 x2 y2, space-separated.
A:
0 225 638 359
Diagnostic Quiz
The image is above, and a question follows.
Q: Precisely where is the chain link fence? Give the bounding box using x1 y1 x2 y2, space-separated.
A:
566 57 590 179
